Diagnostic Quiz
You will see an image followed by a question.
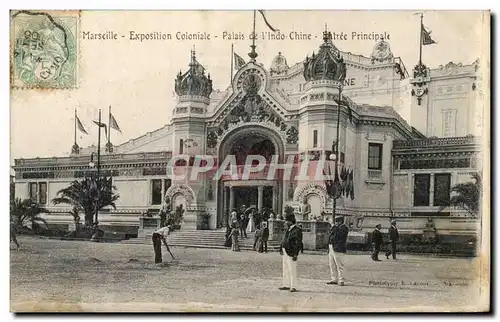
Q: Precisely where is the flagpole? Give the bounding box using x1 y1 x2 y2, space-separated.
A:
248 10 258 61
74 108 77 146
95 109 101 226
331 85 342 218
230 43 234 84
419 13 423 65
108 105 111 144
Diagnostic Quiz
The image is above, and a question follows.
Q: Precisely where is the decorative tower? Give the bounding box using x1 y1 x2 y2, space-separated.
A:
298 27 354 217
300 28 349 158
172 47 213 157
170 48 213 225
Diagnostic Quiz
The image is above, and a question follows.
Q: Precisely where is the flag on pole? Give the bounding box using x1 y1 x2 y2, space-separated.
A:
258 10 279 32
93 120 108 137
421 25 436 45
234 52 246 69
76 116 88 135
109 113 122 133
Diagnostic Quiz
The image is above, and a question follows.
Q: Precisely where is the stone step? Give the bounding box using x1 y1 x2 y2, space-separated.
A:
121 231 282 251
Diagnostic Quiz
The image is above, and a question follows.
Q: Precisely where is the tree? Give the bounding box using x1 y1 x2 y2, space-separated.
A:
10 198 49 231
52 176 119 229
440 172 482 216
10 177 15 202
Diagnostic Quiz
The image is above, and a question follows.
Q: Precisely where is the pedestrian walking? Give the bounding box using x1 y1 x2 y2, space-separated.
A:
152 225 175 264
371 224 383 261
385 219 399 260
279 214 303 292
326 216 349 286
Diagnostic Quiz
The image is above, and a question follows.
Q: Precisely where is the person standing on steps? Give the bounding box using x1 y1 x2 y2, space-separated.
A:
326 216 349 286
261 222 269 253
229 222 240 252
152 225 176 264
386 219 399 260
371 224 383 261
253 225 262 251
279 214 303 293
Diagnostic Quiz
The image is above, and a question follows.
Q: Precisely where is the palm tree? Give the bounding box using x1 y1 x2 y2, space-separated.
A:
440 172 482 216
10 198 49 231
52 176 119 229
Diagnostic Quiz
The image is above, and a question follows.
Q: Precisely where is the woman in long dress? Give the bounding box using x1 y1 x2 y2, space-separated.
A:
230 223 240 252
247 211 256 233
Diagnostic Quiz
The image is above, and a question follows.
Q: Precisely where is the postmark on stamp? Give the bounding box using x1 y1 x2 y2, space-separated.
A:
10 10 79 89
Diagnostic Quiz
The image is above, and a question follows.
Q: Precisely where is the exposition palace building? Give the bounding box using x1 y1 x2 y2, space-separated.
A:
13 31 483 238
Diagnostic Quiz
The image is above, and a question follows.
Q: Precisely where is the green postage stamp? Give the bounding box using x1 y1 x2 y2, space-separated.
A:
11 10 79 89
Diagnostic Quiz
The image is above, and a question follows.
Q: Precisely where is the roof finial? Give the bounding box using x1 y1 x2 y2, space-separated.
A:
192 45 196 59
323 23 329 43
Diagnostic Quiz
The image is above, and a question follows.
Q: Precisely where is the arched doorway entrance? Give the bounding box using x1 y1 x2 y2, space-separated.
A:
216 125 285 228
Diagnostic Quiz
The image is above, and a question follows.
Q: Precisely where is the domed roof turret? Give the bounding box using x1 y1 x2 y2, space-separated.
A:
370 37 393 64
270 52 289 75
174 49 213 98
303 30 346 82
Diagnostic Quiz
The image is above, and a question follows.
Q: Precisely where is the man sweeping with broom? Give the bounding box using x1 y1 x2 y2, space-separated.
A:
152 225 176 264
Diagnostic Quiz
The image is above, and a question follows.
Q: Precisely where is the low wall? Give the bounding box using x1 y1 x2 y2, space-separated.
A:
268 219 331 251
138 216 161 238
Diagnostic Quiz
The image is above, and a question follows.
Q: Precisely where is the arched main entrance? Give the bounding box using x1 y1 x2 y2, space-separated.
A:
216 125 285 227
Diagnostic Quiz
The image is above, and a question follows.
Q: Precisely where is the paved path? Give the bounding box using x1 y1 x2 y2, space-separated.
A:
10 237 487 312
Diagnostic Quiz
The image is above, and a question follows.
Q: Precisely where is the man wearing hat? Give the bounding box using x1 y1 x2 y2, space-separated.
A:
385 219 399 260
279 214 303 292
371 224 383 261
326 215 349 286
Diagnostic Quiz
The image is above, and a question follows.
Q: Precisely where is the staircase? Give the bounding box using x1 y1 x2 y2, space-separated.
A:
121 229 282 251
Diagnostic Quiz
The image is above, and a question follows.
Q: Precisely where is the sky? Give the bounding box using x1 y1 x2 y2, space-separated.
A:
10 10 487 165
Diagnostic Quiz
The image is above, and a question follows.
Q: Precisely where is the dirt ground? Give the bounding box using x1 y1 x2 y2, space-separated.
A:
10 236 487 312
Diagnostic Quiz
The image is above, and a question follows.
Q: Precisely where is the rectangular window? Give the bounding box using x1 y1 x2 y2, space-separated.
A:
434 173 451 207
442 110 457 137
179 139 184 154
340 152 345 163
151 179 163 205
38 182 47 205
29 182 38 202
414 174 431 206
368 143 383 170
164 179 172 192
313 130 318 148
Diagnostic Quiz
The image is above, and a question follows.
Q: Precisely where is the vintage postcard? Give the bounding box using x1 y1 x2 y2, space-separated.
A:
9 10 490 312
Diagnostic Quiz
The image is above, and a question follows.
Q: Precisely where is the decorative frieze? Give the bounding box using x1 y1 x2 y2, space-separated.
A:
119 169 144 177
22 171 55 179
142 168 167 176
393 135 478 149
399 158 472 170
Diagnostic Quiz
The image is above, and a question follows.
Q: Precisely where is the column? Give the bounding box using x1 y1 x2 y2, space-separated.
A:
229 186 235 211
258 186 264 212
161 179 166 200
409 173 414 211
224 186 229 227
272 185 278 213
429 173 435 207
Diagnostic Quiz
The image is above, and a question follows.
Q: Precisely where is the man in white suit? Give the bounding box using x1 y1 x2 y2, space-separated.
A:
279 214 303 292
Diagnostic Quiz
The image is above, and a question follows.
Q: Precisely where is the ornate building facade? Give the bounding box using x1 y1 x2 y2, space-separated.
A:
13 30 483 237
